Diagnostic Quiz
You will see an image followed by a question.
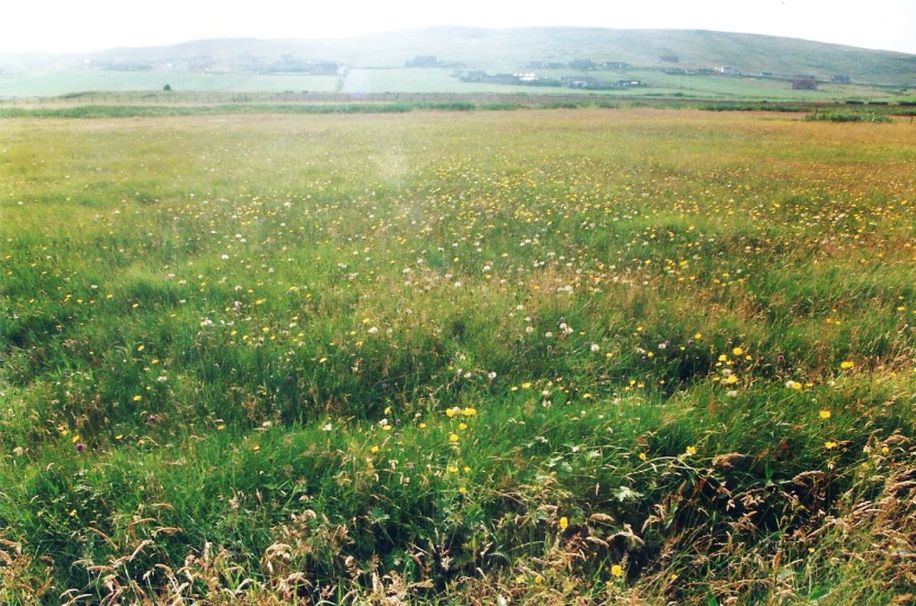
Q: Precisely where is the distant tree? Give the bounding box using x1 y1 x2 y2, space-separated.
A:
163 84 172 91
569 59 596 70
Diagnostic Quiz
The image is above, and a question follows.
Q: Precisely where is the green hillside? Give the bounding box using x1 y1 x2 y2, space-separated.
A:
1 27 913 98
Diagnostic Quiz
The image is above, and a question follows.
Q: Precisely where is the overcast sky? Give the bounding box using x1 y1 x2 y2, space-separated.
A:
3 0 914 54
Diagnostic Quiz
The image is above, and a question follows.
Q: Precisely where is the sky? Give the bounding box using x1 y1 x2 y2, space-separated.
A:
3 0 914 55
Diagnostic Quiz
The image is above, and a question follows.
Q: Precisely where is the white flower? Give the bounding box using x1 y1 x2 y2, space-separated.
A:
590 343 600 353
368 326 379 335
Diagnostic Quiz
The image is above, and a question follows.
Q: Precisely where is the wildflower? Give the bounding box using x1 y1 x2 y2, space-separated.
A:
132 395 142 402
685 445 697 456
732 346 744 356
638 452 647 461
448 433 459 443
559 516 569 530
824 440 838 449
819 409 831 419
840 360 854 370
369 445 380 453
785 380 803 390
75 442 85 452
611 564 624 578
590 343 600 353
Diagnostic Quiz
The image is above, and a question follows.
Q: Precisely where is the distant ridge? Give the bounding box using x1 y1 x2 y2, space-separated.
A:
1 27 913 97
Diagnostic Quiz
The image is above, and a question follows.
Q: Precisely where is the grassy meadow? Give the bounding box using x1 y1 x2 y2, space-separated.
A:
0 108 914 604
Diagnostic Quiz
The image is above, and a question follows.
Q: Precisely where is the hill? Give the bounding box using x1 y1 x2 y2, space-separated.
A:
1 27 914 98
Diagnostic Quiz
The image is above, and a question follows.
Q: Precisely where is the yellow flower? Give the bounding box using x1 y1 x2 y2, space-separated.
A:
732 347 743 356
369 445 380 453
638 452 647 461
611 564 624 578
132 395 142 402
685 445 697 456
458 422 468 431
824 440 838 450
559 516 569 530
723 374 738 385
785 380 803 390
448 433 459 443
818 409 831 419
458 486 467 494
840 360 854 370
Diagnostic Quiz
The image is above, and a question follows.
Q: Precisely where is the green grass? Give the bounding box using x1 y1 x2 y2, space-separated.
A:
0 109 913 605
0 69 341 97
1 98 907 121
805 110 892 122
0 101 477 119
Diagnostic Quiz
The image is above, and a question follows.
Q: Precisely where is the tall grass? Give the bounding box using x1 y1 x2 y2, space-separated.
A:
0 109 913 604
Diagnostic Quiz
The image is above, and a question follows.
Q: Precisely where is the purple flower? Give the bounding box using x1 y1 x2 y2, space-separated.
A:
75 442 85 452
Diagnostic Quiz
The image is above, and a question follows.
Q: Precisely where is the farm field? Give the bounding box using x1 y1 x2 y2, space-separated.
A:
338 67 896 101
0 69 341 97
0 108 914 604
